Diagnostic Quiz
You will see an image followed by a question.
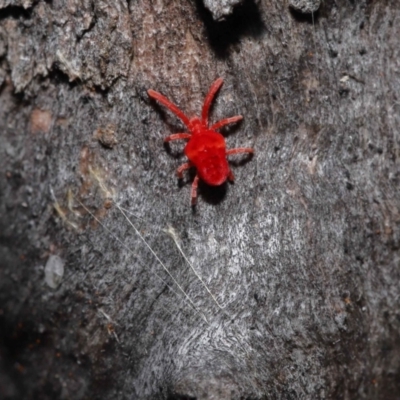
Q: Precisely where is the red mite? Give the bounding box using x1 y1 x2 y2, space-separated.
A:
147 78 254 205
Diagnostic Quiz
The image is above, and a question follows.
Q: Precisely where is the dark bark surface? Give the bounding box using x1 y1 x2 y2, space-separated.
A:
1 0 399 399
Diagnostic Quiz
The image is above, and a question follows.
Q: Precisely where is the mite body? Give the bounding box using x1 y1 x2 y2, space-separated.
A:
184 129 229 186
148 78 254 205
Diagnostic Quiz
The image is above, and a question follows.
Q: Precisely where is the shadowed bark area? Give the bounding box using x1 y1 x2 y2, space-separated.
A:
0 0 399 399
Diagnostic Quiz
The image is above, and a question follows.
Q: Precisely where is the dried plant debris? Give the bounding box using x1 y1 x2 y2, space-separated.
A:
44 255 65 289
30 109 52 134
94 124 118 149
289 0 320 14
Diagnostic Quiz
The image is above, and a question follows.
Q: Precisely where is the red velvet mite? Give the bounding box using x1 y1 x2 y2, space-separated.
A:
147 78 254 205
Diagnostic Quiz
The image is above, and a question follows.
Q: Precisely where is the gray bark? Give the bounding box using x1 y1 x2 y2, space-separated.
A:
1 0 399 399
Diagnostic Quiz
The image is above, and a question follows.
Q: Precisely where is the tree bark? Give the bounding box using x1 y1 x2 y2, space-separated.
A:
1 0 399 399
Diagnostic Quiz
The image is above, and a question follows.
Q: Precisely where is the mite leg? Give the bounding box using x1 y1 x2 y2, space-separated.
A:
201 78 224 126
226 147 254 156
210 115 243 131
176 162 192 179
191 175 200 206
228 170 235 182
148 89 191 127
164 133 191 143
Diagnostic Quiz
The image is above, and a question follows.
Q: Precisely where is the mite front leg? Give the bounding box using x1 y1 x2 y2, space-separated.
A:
191 175 199 206
164 133 191 143
202 78 224 126
210 116 243 131
226 147 254 156
147 89 191 127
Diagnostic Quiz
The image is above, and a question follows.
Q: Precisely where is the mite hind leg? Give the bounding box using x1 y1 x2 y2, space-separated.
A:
176 162 192 179
190 175 200 206
176 164 199 205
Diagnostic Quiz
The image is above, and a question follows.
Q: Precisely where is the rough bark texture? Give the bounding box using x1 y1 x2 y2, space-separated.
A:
203 0 245 20
1 0 399 399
